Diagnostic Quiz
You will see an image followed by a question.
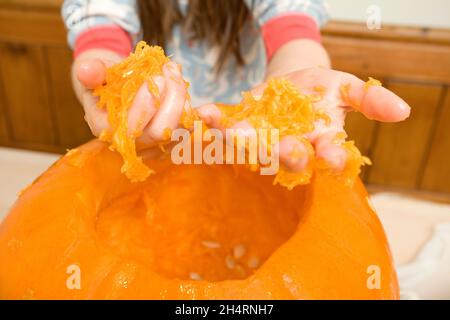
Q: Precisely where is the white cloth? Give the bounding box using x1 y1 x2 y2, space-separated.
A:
397 222 450 299
371 192 450 300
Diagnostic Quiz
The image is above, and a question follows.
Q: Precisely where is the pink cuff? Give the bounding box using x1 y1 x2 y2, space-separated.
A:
261 14 322 61
74 25 132 58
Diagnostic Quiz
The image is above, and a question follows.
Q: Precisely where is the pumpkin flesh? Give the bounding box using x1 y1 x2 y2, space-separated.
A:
0 42 398 299
0 140 398 299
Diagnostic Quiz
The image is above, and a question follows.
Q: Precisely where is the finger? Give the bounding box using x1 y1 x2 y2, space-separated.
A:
277 135 310 173
228 120 258 144
145 62 187 140
127 76 165 137
197 105 311 172
314 131 347 172
196 103 223 129
198 106 313 173
76 59 107 89
82 92 109 137
340 73 410 122
227 122 312 174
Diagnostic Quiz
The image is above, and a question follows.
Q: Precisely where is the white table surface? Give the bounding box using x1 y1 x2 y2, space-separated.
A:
0 147 59 220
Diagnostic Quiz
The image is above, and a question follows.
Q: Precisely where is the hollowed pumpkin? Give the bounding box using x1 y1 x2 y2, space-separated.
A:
0 140 398 299
0 42 398 299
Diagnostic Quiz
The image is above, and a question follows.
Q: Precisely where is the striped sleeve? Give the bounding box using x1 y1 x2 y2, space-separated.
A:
244 0 330 59
61 0 141 57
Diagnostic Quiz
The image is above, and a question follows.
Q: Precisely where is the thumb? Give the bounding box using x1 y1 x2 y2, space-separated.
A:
76 59 107 89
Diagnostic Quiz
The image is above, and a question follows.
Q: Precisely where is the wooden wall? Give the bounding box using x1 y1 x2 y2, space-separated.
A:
1 1 450 194
323 22 450 194
0 0 91 153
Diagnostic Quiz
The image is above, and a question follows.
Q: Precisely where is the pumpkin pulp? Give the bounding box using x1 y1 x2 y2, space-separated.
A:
95 158 302 282
94 41 371 190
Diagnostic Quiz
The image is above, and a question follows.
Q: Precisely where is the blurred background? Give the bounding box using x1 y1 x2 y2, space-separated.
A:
328 0 450 28
1 0 450 196
0 0 449 298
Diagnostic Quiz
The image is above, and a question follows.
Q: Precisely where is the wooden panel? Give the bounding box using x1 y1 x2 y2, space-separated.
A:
323 21 450 46
421 89 450 193
0 108 8 143
0 0 62 10
345 112 377 156
323 36 450 84
0 139 65 154
0 7 66 45
0 43 56 145
345 112 378 181
368 82 444 188
0 66 9 143
342 74 383 181
46 47 92 148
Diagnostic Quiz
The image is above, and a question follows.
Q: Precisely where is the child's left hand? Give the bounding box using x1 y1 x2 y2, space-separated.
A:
197 67 411 173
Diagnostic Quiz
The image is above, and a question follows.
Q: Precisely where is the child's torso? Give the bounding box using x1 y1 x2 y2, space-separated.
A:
166 1 266 106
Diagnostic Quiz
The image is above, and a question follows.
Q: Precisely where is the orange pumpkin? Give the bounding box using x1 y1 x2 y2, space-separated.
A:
0 139 398 299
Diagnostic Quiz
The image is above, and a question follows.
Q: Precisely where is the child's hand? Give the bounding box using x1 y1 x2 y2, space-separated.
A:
72 49 124 136
197 67 411 173
73 49 188 149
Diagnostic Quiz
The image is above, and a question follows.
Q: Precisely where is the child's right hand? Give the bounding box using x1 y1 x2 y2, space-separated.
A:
72 49 189 149
72 49 124 137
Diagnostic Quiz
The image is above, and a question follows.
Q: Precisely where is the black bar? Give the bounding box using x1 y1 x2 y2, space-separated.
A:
1 300 448 318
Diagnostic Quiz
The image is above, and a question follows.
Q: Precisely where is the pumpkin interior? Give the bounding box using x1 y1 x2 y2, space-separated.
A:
0 141 399 299
95 161 305 282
